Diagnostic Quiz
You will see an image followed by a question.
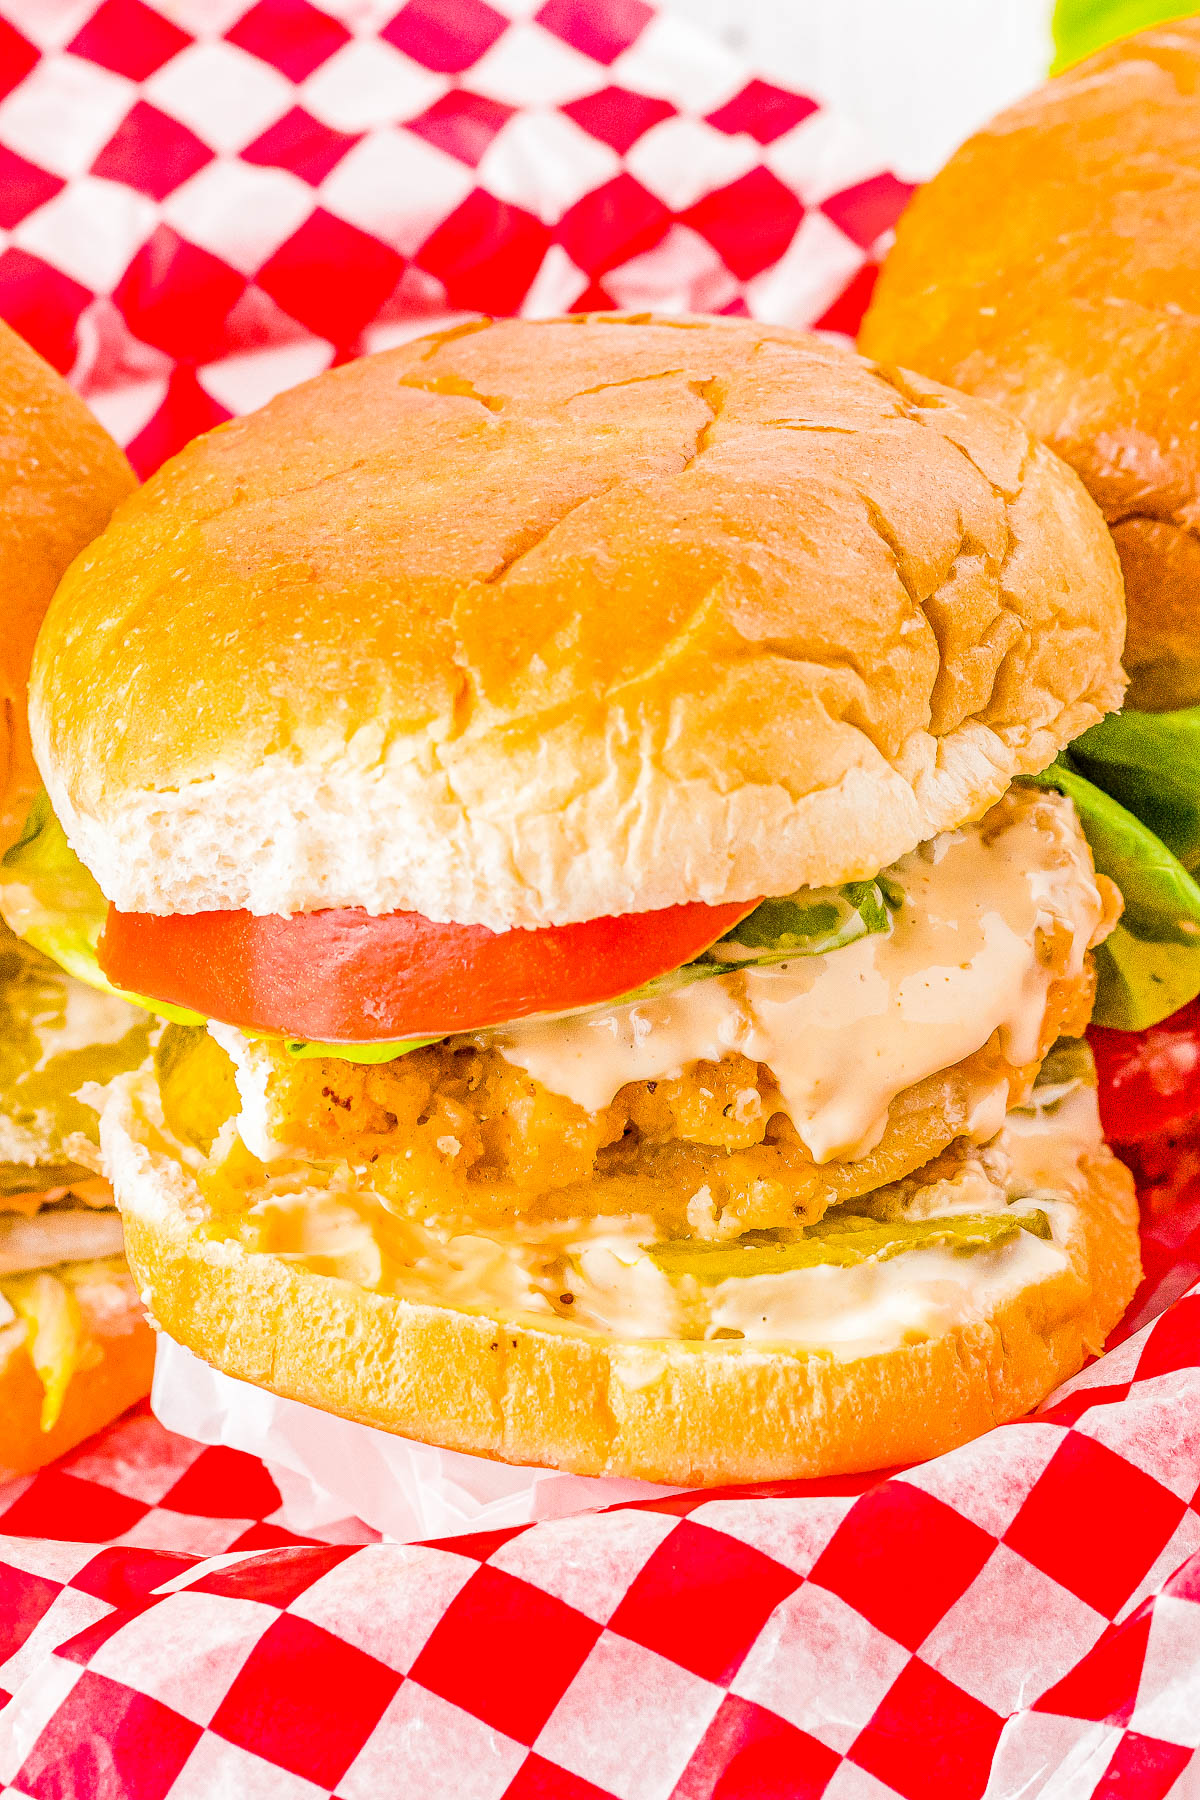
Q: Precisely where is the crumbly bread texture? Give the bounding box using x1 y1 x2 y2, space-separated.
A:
0 1268 153 1477
859 21 1200 711
0 321 134 848
106 1073 1140 1486
31 317 1124 927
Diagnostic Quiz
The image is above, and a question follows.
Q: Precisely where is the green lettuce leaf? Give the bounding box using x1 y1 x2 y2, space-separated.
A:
1052 0 1188 72
647 1207 1052 1281
1070 706 1200 874
0 793 203 1028
710 879 896 961
281 1036 438 1063
1024 758 1200 1030
596 877 898 1011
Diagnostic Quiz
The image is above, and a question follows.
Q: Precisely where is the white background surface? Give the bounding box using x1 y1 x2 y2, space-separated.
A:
664 0 1055 177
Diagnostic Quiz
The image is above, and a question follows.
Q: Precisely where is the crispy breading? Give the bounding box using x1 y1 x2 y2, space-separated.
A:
161 953 1093 1239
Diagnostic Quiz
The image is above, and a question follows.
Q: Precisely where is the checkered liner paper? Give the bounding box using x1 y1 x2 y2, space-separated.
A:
1 0 1199 1795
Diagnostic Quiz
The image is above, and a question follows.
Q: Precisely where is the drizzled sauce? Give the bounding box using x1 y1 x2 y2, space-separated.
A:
492 792 1103 1163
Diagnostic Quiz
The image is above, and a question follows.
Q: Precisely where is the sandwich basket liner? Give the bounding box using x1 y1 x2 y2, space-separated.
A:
0 2 1198 1795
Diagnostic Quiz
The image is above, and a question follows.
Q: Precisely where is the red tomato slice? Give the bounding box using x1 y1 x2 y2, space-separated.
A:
98 896 758 1042
1090 999 1200 1144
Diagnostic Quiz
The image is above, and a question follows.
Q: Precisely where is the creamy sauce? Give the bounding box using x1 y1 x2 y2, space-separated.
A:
491 794 1103 1162
208 1021 286 1163
699 1087 1100 1352
1003 1084 1107 1191
703 1220 1065 1351
230 1087 1098 1358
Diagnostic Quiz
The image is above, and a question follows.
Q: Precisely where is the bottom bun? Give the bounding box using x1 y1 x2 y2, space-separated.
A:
0 1272 155 1477
105 1077 1141 1488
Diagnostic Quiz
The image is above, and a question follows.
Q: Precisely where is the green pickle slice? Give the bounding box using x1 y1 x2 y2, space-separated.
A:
647 1208 1053 1283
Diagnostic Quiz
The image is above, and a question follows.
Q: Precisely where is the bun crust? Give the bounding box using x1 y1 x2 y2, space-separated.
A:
105 1079 1140 1487
859 22 1200 711
32 317 1124 927
0 1272 154 1477
0 322 134 847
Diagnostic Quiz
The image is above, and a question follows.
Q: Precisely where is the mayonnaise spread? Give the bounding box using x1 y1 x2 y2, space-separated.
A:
491 792 1103 1161
230 1085 1099 1360
208 1019 287 1163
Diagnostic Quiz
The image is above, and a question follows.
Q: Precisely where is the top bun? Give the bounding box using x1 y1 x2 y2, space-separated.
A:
859 20 1200 712
0 321 134 846
31 316 1124 929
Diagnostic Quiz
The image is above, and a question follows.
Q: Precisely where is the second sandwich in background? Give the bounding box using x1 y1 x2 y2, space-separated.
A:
860 15 1200 1141
861 16 1200 715
0 320 154 1474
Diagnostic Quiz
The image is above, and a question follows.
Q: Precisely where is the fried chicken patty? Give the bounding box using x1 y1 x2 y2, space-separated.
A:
160 958 1094 1241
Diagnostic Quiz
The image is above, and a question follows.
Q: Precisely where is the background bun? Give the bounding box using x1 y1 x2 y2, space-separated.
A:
860 21 1200 712
33 317 1124 928
0 321 134 848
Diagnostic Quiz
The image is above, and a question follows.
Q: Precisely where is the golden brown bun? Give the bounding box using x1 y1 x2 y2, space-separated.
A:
0 321 134 847
31 317 1124 928
105 1076 1140 1487
859 22 1200 711
0 1268 154 1477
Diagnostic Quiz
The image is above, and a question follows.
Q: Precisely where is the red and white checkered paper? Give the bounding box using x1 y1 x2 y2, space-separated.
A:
5 1191 1200 1800
0 0 909 473
2 2 1200 1795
